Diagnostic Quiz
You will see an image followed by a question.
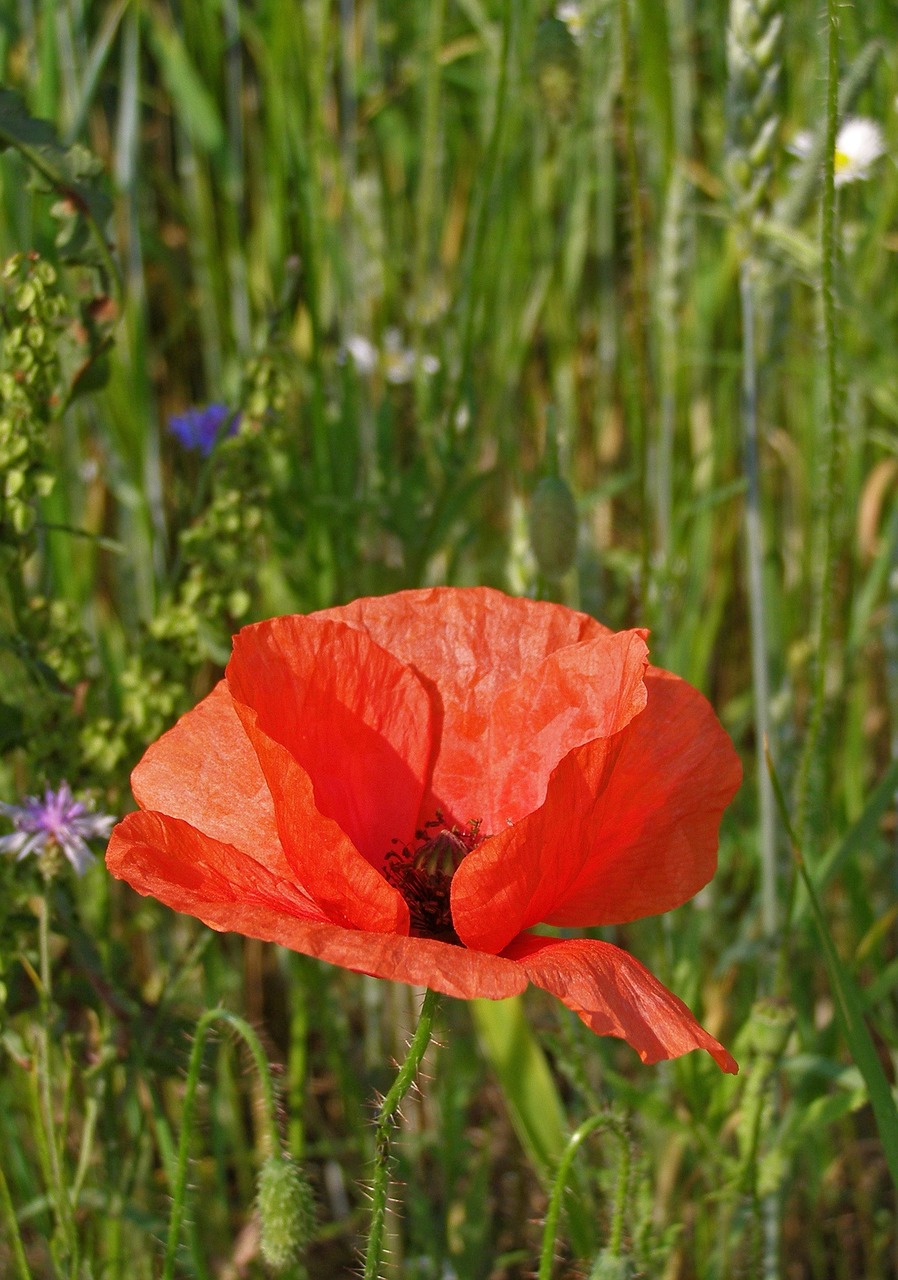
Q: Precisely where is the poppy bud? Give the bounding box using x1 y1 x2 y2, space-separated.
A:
588 1249 632 1279
529 474 578 579
257 1154 314 1271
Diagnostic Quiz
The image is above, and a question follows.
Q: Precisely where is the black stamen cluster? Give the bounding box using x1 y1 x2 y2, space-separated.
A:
383 814 483 943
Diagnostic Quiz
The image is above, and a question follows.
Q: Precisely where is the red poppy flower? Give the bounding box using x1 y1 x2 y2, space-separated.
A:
107 588 741 1072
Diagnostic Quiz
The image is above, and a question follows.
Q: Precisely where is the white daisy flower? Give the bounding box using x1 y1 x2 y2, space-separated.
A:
790 116 887 186
833 118 887 184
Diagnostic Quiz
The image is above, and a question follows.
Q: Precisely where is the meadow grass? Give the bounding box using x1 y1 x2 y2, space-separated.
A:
1 0 898 1276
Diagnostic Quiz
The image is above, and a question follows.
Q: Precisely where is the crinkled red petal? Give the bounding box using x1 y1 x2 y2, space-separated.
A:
313 587 646 829
131 681 293 880
129 658 407 933
106 811 527 1001
107 809 329 924
228 615 433 861
452 668 742 953
223 696 409 933
503 933 737 1073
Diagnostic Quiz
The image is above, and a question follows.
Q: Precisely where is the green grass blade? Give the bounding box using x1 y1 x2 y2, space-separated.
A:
471 997 596 1258
767 746 898 1192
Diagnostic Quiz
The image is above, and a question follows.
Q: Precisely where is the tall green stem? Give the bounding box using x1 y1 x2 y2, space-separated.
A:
538 1113 631 1279
452 0 514 416
162 1009 281 1280
412 0 446 449
35 891 78 1276
363 987 440 1280
740 261 778 937
0 1159 33 1280
794 0 841 845
617 0 652 601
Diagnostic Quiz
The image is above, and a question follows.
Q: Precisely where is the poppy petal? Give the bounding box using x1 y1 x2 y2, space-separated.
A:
228 616 433 860
482 627 647 826
314 587 645 829
223 698 410 932
504 934 737 1072
130 681 292 879
452 670 741 953
542 669 742 927
107 812 527 1002
107 810 329 924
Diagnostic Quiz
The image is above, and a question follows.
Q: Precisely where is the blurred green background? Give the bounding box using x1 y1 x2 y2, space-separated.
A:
1 0 898 1275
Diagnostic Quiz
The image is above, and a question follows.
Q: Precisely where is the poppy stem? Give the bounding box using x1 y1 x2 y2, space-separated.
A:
363 986 441 1280
538 1113 631 1279
163 1008 283 1280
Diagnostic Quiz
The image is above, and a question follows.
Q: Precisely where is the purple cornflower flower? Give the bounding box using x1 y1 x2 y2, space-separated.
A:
168 403 240 456
0 782 115 876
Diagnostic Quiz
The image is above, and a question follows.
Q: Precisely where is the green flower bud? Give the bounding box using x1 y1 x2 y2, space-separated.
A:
257 1154 314 1272
530 474 578 579
589 1250 631 1279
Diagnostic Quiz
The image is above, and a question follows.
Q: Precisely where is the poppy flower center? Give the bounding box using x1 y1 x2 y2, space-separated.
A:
384 814 483 943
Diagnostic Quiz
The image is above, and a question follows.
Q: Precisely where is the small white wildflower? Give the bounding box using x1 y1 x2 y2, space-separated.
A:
788 129 814 159
556 1 585 40
454 402 471 431
341 330 440 384
383 329 440 385
790 116 887 186
341 334 379 375
0 782 115 876
383 328 415 384
833 118 886 184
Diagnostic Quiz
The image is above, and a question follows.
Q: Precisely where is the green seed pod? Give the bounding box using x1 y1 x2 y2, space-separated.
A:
257 1154 314 1272
14 281 36 311
532 17 580 121
11 503 34 535
530 474 578 579
589 1250 632 1279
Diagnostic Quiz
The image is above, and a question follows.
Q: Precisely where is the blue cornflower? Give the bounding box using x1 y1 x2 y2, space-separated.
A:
0 782 115 876
168 403 240 455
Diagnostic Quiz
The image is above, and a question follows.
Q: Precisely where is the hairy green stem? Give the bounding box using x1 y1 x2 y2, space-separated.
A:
287 952 309 1160
363 987 440 1280
162 1008 281 1280
538 1113 631 1278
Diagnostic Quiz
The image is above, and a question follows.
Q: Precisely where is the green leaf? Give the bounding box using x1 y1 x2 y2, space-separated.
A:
146 16 225 154
0 699 25 752
811 757 898 894
768 749 898 1193
471 997 596 1258
0 88 117 285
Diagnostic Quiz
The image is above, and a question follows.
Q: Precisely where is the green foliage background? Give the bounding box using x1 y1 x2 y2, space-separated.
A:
1 0 898 1276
